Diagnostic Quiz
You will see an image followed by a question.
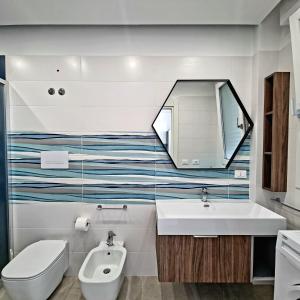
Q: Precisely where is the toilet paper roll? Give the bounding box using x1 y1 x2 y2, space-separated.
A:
74 217 90 232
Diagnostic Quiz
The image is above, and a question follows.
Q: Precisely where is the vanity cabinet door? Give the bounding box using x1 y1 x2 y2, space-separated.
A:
156 235 219 282
156 235 192 282
193 236 219 282
156 235 251 283
218 236 251 283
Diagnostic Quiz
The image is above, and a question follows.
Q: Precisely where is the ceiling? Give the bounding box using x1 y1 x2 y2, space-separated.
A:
0 0 281 26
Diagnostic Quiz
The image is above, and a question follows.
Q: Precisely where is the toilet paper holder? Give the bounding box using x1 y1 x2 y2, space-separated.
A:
96 204 127 211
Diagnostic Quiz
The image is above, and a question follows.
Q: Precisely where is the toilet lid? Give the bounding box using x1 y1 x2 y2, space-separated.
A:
1 240 67 280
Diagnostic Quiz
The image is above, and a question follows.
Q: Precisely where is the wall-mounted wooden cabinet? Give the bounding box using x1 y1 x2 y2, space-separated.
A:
156 235 251 283
263 72 290 192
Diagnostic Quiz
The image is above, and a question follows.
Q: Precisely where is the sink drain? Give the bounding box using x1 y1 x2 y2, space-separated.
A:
103 268 111 274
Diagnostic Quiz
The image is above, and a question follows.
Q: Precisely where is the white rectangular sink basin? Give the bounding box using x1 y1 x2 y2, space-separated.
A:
156 200 286 236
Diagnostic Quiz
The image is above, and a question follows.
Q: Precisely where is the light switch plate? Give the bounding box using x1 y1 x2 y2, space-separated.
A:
234 170 247 179
41 151 69 169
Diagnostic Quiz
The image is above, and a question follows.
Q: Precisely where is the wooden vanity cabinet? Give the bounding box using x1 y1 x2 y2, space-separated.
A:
156 235 251 283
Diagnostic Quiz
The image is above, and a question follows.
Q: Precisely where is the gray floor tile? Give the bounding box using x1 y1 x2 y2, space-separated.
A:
117 277 130 300
118 276 143 300
195 284 223 300
253 285 274 300
160 282 176 300
72 279 81 290
169 283 191 300
65 288 85 300
0 277 274 300
142 277 162 300
0 289 11 300
49 277 75 300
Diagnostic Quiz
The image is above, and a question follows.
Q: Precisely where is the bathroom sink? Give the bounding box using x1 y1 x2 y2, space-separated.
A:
156 200 286 236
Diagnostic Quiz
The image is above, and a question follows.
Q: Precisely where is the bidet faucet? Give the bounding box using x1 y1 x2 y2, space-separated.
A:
106 231 116 247
201 187 208 202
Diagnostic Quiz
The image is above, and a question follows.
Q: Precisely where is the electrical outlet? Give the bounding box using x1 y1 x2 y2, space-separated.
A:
192 159 200 165
182 159 189 166
234 170 247 179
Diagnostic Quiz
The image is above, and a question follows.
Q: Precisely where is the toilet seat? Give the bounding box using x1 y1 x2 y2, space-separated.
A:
2 240 66 281
1 240 69 300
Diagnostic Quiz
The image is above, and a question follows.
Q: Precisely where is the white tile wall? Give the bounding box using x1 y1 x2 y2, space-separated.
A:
6 56 81 81
8 56 253 133
252 45 299 212
9 81 171 107
81 56 233 82
10 106 85 132
7 54 254 275
250 4 300 227
12 202 157 276
0 26 255 57
81 106 159 132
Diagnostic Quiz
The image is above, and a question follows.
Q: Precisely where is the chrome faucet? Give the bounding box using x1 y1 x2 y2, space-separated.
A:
106 231 116 247
201 187 208 202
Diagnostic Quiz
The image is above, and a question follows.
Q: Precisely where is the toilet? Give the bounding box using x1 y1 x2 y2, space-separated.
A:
1 240 69 300
79 241 127 300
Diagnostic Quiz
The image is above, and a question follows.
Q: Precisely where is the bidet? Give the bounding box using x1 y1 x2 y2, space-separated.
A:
78 240 127 300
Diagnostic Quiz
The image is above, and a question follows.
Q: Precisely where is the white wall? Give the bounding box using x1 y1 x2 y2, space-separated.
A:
6 50 253 275
12 203 157 276
0 26 255 56
0 0 280 26
3 2 300 276
250 7 281 203
251 2 300 229
2 23 256 276
7 55 253 133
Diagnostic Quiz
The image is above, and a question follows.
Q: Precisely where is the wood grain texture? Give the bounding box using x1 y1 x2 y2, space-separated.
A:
219 236 251 283
193 237 219 283
156 235 251 283
263 72 290 192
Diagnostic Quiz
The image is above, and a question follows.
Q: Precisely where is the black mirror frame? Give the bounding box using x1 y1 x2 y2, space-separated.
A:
152 79 254 170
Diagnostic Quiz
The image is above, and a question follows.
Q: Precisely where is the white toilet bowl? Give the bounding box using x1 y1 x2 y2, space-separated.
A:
1 240 69 300
78 241 127 300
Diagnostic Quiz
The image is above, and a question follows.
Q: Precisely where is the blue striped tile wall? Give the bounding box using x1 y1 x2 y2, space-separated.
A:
8 132 250 204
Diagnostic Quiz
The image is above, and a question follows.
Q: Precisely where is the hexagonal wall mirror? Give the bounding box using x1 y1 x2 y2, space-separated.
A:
153 80 253 169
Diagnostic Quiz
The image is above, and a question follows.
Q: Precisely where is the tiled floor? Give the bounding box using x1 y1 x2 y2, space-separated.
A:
0 276 274 300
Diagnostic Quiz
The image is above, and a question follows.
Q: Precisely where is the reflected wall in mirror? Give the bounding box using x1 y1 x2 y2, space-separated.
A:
153 80 253 169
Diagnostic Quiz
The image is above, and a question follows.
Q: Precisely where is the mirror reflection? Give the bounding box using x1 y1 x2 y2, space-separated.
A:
153 80 252 169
